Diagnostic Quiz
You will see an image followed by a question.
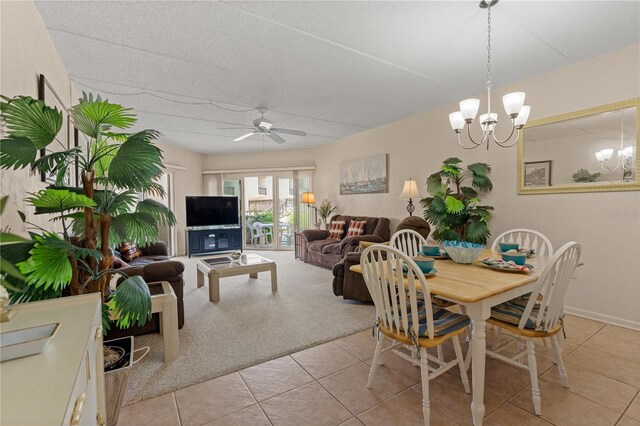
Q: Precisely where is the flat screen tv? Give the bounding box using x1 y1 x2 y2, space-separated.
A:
186 196 240 227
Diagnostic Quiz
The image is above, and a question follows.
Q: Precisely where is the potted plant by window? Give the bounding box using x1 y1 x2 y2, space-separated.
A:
420 157 493 263
0 93 175 423
317 199 337 230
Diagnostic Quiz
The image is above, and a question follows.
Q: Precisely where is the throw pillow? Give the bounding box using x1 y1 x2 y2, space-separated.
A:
327 221 346 240
346 220 367 238
119 242 141 263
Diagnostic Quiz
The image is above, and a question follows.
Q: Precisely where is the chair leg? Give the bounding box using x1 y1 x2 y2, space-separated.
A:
419 347 431 426
436 345 444 365
367 337 384 389
550 334 570 388
452 336 470 394
526 339 542 416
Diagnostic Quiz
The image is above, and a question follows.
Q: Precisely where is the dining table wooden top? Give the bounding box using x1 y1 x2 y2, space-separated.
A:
349 249 554 304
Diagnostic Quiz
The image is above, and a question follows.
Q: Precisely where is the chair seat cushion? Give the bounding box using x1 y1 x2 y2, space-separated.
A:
399 303 470 337
490 294 540 330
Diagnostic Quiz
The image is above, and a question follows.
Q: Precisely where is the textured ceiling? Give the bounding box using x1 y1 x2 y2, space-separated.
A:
34 1 640 154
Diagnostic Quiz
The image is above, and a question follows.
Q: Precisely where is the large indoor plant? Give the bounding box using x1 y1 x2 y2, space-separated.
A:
0 93 175 333
317 198 337 229
420 157 493 261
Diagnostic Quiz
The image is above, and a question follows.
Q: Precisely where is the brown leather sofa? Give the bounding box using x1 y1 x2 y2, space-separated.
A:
301 215 390 269
107 242 185 339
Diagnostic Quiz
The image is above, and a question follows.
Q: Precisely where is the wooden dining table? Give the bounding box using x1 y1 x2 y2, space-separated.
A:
350 248 559 426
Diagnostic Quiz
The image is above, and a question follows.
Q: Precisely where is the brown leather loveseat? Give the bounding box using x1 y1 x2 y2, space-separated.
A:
301 215 390 269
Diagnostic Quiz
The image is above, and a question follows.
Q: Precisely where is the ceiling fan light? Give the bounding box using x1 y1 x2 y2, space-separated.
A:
503 92 526 117
258 119 273 129
460 99 480 121
449 112 465 132
514 105 531 127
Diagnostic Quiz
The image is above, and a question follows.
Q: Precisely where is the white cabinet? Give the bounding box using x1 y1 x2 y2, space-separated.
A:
0 294 106 425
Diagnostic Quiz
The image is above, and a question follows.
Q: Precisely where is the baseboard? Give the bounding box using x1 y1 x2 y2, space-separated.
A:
564 305 640 330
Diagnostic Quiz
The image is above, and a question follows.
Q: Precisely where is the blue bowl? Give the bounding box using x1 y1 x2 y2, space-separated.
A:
421 245 441 256
499 242 520 252
412 256 435 273
502 252 527 266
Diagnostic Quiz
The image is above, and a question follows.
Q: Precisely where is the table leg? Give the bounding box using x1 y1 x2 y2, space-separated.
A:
209 273 220 303
270 265 278 293
467 303 488 426
197 268 204 288
249 272 258 279
161 297 179 362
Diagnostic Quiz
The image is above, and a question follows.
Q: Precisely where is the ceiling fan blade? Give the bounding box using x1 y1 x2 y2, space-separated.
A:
219 127 254 130
233 131 257 142
267 132 287 144
271 128 307 137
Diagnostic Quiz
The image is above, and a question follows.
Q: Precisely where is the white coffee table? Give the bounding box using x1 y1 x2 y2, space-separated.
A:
196 253 278 303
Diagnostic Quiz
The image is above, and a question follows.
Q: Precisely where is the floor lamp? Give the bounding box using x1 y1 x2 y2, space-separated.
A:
399 179 423 216
301 191 318 228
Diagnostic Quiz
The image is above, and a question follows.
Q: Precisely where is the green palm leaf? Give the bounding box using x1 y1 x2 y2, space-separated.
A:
0 137 39 170
70 93 135 139
107 275 151 329
426 173 445 196
444 195 465 214
107 130 163 191
16 233 72 290
467 162 493 192
94 190 137 216
111 212 158 246
32 147 82 177
0 96 63 148
135 199 176 227
90 139 118 178
27 189 95 215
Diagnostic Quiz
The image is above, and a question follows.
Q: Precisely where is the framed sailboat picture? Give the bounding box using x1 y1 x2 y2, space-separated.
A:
340 154 388 195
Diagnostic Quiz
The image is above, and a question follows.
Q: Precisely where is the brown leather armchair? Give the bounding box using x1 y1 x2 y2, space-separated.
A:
332 252 371 303
107 242 185 339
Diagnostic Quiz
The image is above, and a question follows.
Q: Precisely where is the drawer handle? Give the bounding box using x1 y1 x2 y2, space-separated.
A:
95 326 103 341
70 393 86 426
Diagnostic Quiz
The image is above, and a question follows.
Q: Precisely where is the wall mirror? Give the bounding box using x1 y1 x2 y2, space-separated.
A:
518 98 639 194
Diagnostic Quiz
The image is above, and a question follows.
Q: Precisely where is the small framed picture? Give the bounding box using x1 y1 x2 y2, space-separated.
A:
524 160 552 187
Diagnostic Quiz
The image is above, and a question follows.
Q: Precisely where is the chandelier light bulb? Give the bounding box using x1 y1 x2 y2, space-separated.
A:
621 146 634 158
600 149 614 161
479 113 497 132
503 92 526 117
449 112 465 132
595 151 605 162
460 99 480 121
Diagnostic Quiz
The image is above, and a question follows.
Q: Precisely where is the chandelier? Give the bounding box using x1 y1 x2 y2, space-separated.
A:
449 0 531 149
595 111 635 180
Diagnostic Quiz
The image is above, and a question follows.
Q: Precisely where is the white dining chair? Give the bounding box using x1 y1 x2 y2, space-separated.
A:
485 241 582 416
390 229 428 257
361 245 470 426
261 223 273 245
250 222 266 247
491 228 554 257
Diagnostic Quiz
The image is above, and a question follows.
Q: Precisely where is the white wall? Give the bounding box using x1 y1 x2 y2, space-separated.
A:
203 45 640 328
0 0 74 235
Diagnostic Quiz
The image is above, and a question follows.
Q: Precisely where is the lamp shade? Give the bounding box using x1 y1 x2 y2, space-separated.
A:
449 112 465 131
460 99 480 121
514 105 531 127
301 191 316 204
399 179 422 200
503 92 526 116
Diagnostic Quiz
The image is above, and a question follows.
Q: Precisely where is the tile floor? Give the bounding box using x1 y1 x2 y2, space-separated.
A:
119 315 640 426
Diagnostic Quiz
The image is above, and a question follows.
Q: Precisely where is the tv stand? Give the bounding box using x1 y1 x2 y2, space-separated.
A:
187 226 242 257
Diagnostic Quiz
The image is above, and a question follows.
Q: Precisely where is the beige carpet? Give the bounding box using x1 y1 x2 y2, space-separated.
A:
123 251 375 405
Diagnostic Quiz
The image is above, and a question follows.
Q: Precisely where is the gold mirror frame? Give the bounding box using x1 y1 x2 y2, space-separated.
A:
518 98 640 194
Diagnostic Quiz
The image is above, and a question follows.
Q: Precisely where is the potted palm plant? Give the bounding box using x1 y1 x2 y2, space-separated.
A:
317 199 337 229
420 157 494 263
1 93 175 422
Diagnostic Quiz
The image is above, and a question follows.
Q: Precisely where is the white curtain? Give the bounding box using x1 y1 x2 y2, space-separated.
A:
294 170 313 232
203 174 220 195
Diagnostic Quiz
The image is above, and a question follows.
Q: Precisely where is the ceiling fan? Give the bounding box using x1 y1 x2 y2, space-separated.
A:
221 107 307 144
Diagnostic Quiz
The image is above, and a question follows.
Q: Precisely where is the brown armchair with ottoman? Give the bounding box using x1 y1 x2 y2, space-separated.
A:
107 241 186 339
301 215 390 270
331 216 431 303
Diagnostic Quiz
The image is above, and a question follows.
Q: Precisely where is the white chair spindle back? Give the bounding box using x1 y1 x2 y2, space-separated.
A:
390 229 428 258
361 245 436 340
491 228 554 257
519 241 581 331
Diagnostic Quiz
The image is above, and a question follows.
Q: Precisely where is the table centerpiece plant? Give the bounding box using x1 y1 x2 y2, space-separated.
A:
420 157 493 263
0 93 175 335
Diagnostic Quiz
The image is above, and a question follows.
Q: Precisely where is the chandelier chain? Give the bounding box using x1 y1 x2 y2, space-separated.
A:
486 2 492 90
